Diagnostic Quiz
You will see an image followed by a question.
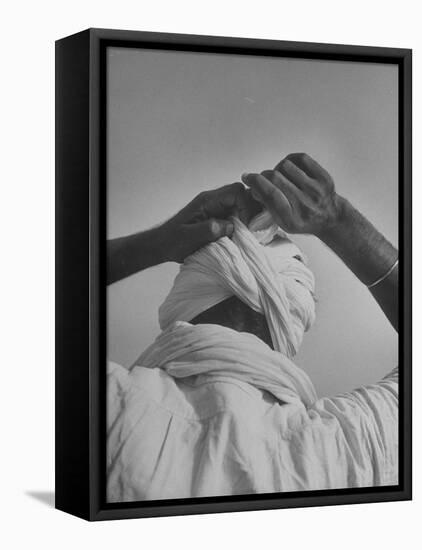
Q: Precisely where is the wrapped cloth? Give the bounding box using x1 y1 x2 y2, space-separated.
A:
107 322 398 501
159 211 316 357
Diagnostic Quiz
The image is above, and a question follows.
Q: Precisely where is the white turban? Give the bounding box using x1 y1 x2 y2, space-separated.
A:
159 211 315 358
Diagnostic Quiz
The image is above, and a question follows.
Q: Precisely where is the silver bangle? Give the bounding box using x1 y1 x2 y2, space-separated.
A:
367 258 399 289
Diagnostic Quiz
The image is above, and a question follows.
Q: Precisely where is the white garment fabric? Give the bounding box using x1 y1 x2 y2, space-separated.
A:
107 322 398 502
107 211 398 502
159 212 315 357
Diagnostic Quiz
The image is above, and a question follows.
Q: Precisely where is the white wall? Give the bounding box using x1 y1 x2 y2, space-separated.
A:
2 1 420 549
107 48 398 397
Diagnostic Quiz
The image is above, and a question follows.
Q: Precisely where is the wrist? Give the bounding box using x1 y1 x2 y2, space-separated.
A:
151 223 173 264
315 194 350 244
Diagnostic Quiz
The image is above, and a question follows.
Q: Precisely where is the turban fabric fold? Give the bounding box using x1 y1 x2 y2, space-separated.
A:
159 211 316 358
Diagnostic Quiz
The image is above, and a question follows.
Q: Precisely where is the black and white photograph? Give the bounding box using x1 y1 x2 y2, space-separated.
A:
4 0 421 544
105 42 404 504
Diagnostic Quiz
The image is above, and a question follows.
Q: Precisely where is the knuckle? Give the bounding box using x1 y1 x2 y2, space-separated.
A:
194 190 207 203
231 181 246 199
315 195 325 209
321 177 334 192
231 181 244 191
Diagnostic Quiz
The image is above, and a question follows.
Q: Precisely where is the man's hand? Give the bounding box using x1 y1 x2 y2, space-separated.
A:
241 153 342 238
107 182 261 284
243 152 398 330
158 182 261 263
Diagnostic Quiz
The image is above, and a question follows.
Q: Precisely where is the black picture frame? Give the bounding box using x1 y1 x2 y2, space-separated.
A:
55 28 412 521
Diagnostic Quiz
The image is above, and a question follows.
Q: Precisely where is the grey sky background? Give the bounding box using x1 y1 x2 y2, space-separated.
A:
107 47 398 398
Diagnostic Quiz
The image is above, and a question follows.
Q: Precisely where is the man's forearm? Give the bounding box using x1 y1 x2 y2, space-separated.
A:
317 196 398 331
107 183 258 285
107 228 165 285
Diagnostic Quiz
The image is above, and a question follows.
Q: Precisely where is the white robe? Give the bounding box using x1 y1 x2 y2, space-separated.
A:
107 322 398 502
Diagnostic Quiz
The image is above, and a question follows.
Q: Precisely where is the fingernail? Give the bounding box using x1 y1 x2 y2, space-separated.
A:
241 172 250 182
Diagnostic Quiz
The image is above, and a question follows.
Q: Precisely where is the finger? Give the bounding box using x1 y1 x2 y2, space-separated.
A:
207 183 263 224
283 152 332 181
276 158 318 194
184 218 234 252
203 182 243 216
261 169 307 208
241 172 292 222
176 186 235 223
184 182 249 223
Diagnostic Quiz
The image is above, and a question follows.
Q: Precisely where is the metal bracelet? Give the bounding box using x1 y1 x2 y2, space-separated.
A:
366 258 399 289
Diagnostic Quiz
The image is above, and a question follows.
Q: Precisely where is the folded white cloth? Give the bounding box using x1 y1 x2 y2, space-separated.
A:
137 321 318 407
108 321 398 502
159 211 316 357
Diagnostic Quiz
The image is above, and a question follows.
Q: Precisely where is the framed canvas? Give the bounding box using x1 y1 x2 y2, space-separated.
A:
55 28 412 521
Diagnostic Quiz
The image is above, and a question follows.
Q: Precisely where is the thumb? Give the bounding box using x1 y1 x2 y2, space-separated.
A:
185 218 234 252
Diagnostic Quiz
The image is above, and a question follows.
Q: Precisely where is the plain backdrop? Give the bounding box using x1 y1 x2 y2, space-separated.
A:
107 48 398 398
1 1 420 549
